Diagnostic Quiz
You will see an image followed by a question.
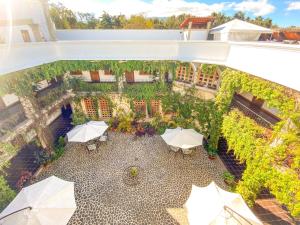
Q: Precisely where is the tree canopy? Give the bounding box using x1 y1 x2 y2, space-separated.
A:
49 3 276 29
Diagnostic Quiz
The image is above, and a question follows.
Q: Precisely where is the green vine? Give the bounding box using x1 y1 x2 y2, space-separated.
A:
0 60 179 97
215 68 295 118
68 78 118 93
221 99 300 217
201 64 218 77
0 176 16 211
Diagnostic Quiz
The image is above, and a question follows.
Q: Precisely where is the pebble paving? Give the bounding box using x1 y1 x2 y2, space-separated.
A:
38 132 227 225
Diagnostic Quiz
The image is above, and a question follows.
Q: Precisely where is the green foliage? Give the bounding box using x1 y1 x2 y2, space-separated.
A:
161 88 221 148
207 145 218 156
222 108 300 217
51 137 65 161
130 167 139 177
201 64 218 77
49 3 274 30
116 110 134 133
150 115 168 135
222 110 266 163
36 84 66 108
216 69 295 118
71 111 89 126
0 60 178 97
68 78 118 93
0 176 16 211
123 82 169 101
222 171 235 182
0 142 18 170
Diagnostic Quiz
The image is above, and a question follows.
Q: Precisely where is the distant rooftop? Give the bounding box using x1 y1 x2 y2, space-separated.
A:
179 17 214 29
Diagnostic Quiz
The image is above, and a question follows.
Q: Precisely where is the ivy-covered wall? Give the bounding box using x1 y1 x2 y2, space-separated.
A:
216 69 300 217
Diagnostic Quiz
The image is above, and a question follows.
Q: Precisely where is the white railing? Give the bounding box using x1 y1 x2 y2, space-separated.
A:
0 40 299 91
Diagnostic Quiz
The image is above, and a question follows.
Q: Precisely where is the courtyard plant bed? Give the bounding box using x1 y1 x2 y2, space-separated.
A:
123 166 143 186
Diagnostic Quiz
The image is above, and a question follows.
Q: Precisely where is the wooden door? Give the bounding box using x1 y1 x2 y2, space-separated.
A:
21 30 31 42
125 71 134 83
90 71 100 82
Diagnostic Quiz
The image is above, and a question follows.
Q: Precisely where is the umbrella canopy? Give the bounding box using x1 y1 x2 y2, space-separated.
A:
161 127 203 149
0 176 76 225
67 121 108 142
185 182 262 225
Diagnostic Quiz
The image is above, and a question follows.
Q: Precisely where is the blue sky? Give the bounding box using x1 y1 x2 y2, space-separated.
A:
50 0 300 27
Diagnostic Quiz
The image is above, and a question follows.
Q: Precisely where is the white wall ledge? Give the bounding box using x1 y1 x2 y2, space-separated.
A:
0 40 299 91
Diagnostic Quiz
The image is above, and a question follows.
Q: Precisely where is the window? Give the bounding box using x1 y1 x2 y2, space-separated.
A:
98 98 112 119
83 98 97 118
133 100 146 116
150 100 160 116
196 66 219 89
21 30 31 42
176 66 186 81
90 71 100 82
176 66 194 83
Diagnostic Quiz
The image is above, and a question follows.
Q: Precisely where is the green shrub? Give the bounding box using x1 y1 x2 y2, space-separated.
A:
0 176 16 211
51 137 65 161
130 167 138 177
71 111 89 125
222 171 235 183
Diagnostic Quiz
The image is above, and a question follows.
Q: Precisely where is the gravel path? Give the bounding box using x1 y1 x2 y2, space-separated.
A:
38 132 227 225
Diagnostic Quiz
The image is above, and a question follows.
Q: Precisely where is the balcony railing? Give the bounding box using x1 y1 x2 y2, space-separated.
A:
231 94 280 128
0 102 27 137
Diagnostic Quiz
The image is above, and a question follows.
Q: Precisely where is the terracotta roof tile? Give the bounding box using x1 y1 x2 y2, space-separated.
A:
179 17 214 29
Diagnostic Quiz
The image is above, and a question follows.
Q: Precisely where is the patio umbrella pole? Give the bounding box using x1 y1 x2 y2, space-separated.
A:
0 206 32 221
223 206 254 225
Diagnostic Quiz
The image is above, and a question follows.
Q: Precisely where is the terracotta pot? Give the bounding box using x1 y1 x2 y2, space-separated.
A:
208 155 216 160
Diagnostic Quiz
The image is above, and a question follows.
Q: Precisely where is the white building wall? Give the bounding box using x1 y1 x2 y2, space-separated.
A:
0 40 299 91
0 0 53 43
0 25 36 43
56 30 209 41
82 71 92 82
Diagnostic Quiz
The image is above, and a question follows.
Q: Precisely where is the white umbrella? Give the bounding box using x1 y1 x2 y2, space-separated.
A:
0 176 76 225
161 127 203 149
67 121 108 142
185 182 262 225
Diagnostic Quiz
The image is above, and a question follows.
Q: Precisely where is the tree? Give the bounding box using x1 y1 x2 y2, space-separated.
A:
233 11 246 20
78 13 98 29
49 3 78 29
251 16 273 28
211 12 231 27
124 15 154 29
98 12 114 29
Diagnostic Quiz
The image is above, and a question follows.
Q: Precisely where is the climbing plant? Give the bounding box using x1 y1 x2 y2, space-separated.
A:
0 176 16 211
0 142 18 171
68 78 118 93
0 60 179 97
215 68 295 117
123 82 170 101
220 82 300 218
201 64 218 76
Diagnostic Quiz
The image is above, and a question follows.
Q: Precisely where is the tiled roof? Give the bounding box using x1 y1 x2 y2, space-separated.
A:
179 17 214 29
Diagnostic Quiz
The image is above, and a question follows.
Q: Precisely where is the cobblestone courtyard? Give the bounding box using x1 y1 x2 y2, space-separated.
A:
38 132 227 225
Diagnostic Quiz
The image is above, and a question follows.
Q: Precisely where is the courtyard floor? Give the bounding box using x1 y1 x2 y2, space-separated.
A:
38 132 228 225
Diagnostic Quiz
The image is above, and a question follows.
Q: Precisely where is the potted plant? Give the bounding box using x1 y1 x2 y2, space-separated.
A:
207 146 218 160
130 167 138 178
222 171 236 186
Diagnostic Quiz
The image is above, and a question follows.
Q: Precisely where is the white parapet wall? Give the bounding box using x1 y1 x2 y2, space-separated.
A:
0 40 299 91
56 29 209 41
